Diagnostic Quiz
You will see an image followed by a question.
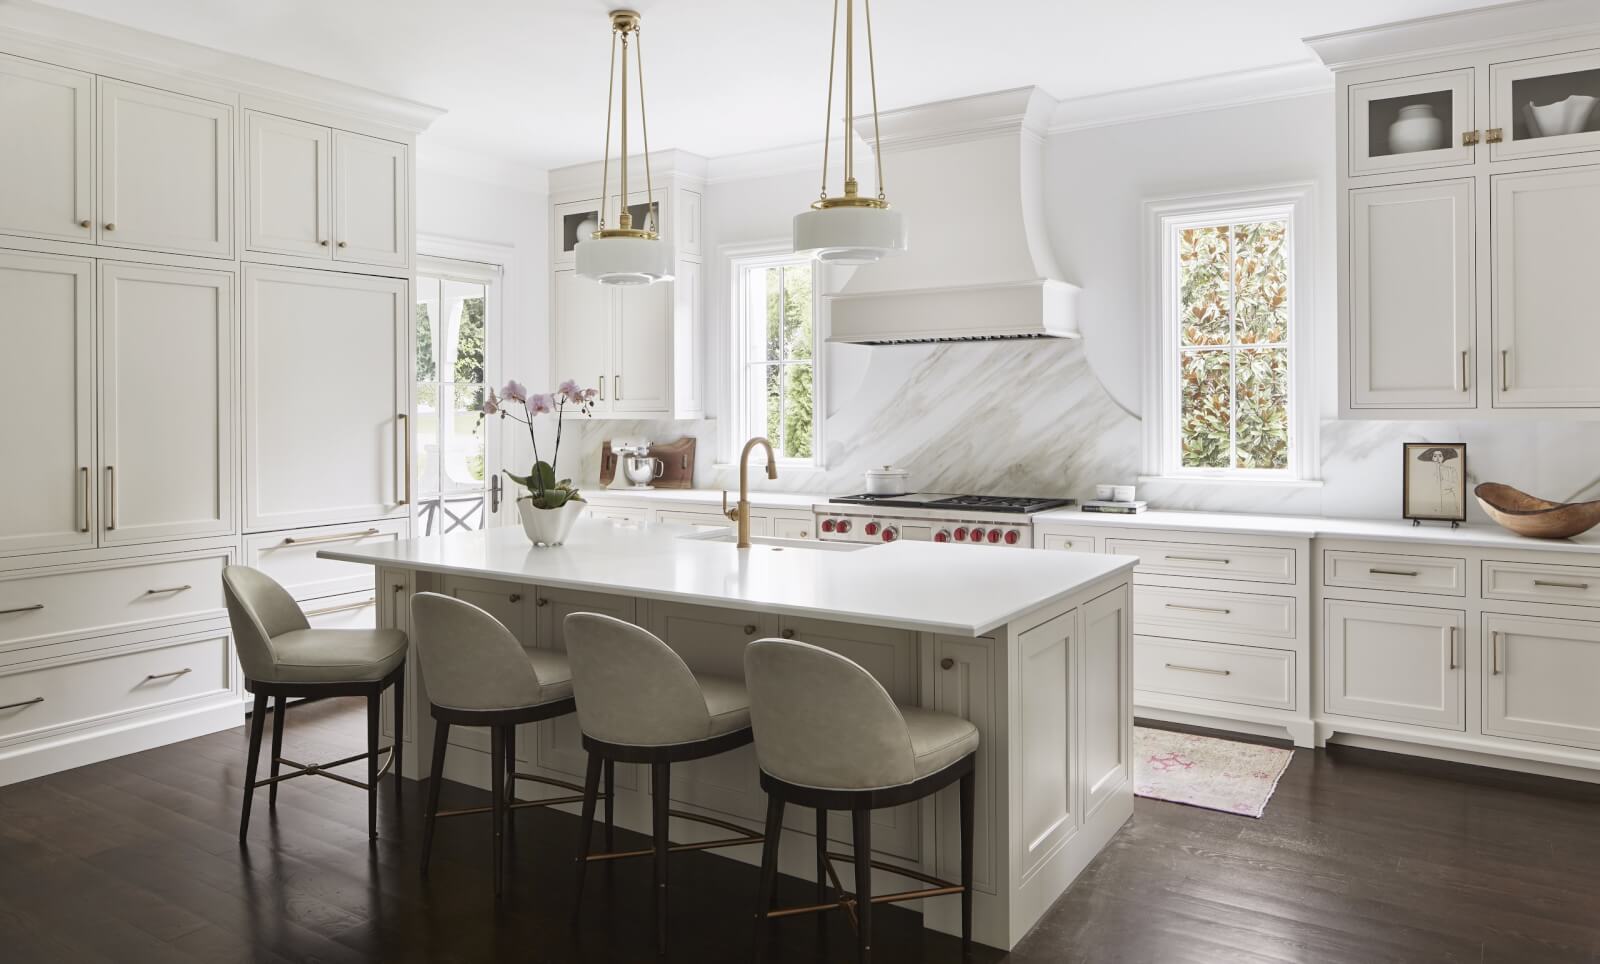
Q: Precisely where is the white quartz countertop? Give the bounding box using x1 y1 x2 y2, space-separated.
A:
585 486 822 511
322 519 1135 636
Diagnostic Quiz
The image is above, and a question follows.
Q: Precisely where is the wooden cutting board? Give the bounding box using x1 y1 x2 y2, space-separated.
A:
599 441 618 487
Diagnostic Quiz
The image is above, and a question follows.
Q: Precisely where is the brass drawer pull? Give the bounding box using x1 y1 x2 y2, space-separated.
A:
1165 663 1230 677
144 585 192 596
397 413 411 506
940 657 955 670
0 697 44 712
1369 568 1420 577
0 604 44 616
1460 350 1469 393
305 597 376 618
106 465 116 530
781 628 796 639
509 593 523 603
1501 349 1510 393
1165 555 1229 564
615 375 622 400
742 624 758 635
598 375 606 401
1164 603 1231 615
1533 579 1590 591
80 466 90 533
143 668 192 682
281 528 380 546
1492 631 1502 675
535 597 548 607
1448 626 1458 670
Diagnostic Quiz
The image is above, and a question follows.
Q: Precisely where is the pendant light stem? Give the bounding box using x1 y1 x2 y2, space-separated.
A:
843 0 854 194
619 28 630 230
819 0 839 200
599 30 617 230
636 26 657 234
864 0 884 200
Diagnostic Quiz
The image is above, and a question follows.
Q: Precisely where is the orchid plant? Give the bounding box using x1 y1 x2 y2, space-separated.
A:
480 379 598 510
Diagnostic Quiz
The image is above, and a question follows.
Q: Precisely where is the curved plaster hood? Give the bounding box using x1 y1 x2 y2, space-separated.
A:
826 87 1081 345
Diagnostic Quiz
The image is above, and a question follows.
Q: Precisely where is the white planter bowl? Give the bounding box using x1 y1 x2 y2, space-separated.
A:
1388 104 1445 154
517 498 585 547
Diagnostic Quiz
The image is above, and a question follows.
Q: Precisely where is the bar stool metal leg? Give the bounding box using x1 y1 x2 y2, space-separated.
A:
815 808 828 908
268 695 286 809
960 768 975 951
652 762 671 955
393 667 405 795
240 692 268 841
489 726 506 897
753 793 786 962
367 690 380 839
853 809 873 964
603 759 615 851
574 750 603 915
422 721 449 875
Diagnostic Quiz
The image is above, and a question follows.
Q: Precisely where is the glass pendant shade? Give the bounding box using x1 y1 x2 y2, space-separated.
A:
575 234 675 285
793 205 907 264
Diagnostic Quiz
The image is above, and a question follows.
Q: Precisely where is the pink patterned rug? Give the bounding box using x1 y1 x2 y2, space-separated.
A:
1133 726 1293 818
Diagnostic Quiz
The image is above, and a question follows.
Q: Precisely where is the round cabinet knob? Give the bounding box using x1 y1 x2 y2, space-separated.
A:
940 657 955 671
934 530 950 543
881 527 897 542
864 521 879 536
79 219 91 229
953 527 968 541
820 518 836 533
103 223 115 231
536 597 549 607
319 239 330 246
987 529 1001 544
836 520 852 534
743 624 758 635
337 241 348 248
781 629 796 639
969 528 985 543
508 593 522 603
1004 530 1020 545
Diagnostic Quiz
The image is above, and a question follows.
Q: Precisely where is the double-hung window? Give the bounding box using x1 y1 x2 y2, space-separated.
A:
731 250 821 463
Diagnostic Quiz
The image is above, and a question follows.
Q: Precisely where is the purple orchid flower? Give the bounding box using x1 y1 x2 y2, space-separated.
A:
481 389 500 416
501 380 528 403
528 393 553 416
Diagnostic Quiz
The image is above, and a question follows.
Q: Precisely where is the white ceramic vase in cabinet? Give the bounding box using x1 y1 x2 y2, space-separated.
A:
0 251 96 555
0 53 94 244
97 80 232 259
98 262 236 546
1323 599 1464 730
243 265 409 531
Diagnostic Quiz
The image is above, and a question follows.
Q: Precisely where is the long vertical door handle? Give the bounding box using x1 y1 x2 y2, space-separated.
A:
396 414 411 506
105 465 116 530
615 375 622 401
80 466 90 533
1491 631 1502 675
1501 350 1510 393
598 375 606 401
1447 625 1457 670
490 474 502 513
1460 350 1469 393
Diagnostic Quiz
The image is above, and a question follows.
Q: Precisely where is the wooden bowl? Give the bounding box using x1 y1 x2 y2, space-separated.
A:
1474 483 1600 540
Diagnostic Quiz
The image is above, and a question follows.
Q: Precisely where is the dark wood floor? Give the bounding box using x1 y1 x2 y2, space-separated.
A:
2 703 1598 964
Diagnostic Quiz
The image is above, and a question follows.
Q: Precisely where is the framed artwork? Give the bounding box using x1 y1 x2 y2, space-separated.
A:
1403 442 1467 525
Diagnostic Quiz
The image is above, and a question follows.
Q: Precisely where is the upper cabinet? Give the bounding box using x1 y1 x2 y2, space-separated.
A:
244 112 409 270
1317 15 1600 419
98 80 232 259
0 54 94 244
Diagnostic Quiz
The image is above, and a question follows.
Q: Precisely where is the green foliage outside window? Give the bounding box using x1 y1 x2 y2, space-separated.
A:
759 265 815 460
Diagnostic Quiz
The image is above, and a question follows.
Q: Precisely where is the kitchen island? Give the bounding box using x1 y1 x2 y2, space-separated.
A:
322 518 1135 950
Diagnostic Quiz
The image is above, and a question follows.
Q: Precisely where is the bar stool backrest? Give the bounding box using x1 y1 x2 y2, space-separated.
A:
410 592 544 712
563 612 711 746
745 637 918 790
222 565 310 682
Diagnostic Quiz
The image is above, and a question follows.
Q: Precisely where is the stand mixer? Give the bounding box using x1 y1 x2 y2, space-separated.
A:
614 440 664 489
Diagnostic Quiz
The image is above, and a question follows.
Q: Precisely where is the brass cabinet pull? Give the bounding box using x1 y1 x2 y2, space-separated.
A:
80 466 90 533
1501 349 1510 392
615 375 622 400
143 585 192 596
393 583 406 593
282 527 381 546
305 597 376 618
1460 350 1469 392
1492 631 1502 675
78 219 91 229
1165 663 1231 677
509 593 523 603
319 239 329 246
1165 555 1229 565
1448 626 1458 670
1164 603 1231 615
1485 128 1503 144
1533 579 1590 591
143 668 192 682
491 474 502 513
535 597 548 607
598 375 606 401
106 465 116 530
0 604 44 616
1369 568 1420 577
781 628 796 639
337 241 348 248
0 696 43 712
940 657 955 670
397 413 411 506
103 222 116 231
1462 130 1480 146
742 624 757 635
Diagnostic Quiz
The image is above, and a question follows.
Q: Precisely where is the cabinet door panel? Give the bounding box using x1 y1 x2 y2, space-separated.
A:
933 634 996 895
332 131 407 268
1081 588 1130 821
1324 599 1464 730
0 53 94 243
531 588 637 785
1349 180 1476 408
1348 69 1476 177
99 263 235 545
98 80 232 258
1484 613 1600 751
243 266 408 530
553 269 612 415
1492 166 1600 408
246 112 330 258
615 281 672 414
0 251 96 555
1490 49 1600 164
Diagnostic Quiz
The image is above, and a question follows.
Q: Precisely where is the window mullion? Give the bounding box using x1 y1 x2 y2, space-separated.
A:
1226 224 1239 470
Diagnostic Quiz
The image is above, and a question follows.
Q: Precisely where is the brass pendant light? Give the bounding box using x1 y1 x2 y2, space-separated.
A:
793 0 907 264
576 9 674 286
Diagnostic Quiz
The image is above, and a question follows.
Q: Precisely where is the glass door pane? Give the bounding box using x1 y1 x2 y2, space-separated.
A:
1493 49 1600 162
415 270 495 535
1349 69 1475 176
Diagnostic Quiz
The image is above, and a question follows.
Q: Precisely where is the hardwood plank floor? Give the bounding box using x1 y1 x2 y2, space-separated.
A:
1 703 1597 963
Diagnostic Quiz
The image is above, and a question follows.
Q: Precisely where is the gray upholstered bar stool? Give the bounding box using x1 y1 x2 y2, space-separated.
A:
222 565 408 843
744 638 978 964
410 592 606 897
564 612 765 955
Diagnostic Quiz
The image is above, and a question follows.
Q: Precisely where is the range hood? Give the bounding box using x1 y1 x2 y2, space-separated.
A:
826 87 1081 345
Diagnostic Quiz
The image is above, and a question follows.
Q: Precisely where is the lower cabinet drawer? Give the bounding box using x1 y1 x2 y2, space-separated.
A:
770 514 815 540
1134 636 1295 710
0 549 231 652
1323 549 1465 596
1107 538 1296 584
1037 531 1097 553
0 630 232 741
244 520 406 602
1134 584 1296 643
584 504 651 523
1483 560 1600 609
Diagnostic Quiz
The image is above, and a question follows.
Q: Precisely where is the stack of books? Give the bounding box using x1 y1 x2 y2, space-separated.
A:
1081 500 1147 515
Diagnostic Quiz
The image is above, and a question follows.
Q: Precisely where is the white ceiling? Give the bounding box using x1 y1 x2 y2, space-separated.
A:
34 0 1508 170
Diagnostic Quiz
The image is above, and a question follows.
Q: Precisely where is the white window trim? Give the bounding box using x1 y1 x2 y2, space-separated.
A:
1141 184 1320 484
722 240 826 467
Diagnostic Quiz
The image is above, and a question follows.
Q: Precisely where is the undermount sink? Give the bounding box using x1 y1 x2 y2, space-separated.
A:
682 530 865 552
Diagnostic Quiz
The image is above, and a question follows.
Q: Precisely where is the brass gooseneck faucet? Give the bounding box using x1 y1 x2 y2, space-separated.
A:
722 437 778 548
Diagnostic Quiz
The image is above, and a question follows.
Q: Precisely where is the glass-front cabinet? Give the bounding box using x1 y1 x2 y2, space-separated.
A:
1348 69 1476 176
1491 48 1600 163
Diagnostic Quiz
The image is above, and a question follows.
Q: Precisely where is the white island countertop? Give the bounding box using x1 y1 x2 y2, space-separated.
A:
322 518 1135 636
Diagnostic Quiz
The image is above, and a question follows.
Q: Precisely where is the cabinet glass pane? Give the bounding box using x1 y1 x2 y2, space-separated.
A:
415 275 438 380
416 382 439 497
446 383 485 489
1366 90 1453 158
1511 68 1600 142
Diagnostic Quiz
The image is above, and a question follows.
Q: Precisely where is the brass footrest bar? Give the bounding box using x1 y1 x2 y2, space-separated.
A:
260 746 394 792
435 770 597 820
761 848 965 929
578 807 763 863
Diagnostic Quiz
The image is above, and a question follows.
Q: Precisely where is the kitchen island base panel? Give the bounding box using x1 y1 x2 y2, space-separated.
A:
358 561 1132 952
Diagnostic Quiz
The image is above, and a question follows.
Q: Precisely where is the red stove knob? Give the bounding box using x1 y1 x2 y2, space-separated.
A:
820 518 836 533
934 530 950 543
1004 529 1020 545
953 527 968 541
836 520 852 534
986 529 1001 544
969 528 985 542
881 527 897 542
864 521 879 536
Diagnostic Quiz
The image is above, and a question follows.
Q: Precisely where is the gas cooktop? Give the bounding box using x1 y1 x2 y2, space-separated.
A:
829 493 1076 514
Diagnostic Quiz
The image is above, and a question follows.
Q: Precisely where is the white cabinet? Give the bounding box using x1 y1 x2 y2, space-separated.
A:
0 53 94 243
932 633 995 894
554 269 614 413
553 269 692 418
243 266 409 531
1483 612 1600 750
245 112 330 258
332 130 408 268
98 80 232 259
1489 48 1600 164
1491 166 1600 408
769 514 814 540
1323 599 1464 730
530 587 637 782
614 282 672 414
98 262 235 545
1348 180 1476 408
0 251 96 555
1347 69 1477 177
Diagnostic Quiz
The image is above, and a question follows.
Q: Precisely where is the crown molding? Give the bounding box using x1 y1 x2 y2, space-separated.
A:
857 86 1057 153
1047 61 1330 135
546 148 710 198
1305 0 1600 71
0 0 444 133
